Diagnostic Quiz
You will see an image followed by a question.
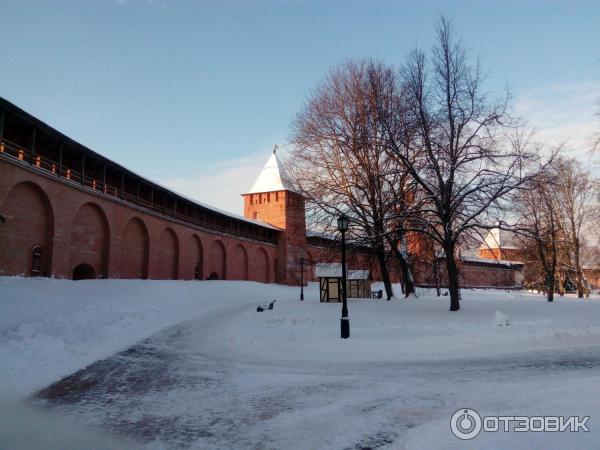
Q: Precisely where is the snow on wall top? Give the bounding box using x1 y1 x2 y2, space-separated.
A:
480 227 520 250
245 147 297 194
0 97 280 232
315 263 369 279
461 256 525 267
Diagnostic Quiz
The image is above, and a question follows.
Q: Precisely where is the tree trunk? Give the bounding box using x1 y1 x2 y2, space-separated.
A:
444 242 460 311
390 244 415 297
375 242 394 300
432 252 441 296
557 273 565 297
574 238 585 298
546 272 555 302
548 231 557 302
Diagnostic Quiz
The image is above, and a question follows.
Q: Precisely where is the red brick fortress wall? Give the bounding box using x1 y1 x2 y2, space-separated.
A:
413 259 523 289
0 158 277 281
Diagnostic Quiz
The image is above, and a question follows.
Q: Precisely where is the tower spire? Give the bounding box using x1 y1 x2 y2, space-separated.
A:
245 147 295 194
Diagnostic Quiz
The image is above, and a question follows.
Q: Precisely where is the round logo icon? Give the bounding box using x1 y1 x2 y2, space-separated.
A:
450 408 482 440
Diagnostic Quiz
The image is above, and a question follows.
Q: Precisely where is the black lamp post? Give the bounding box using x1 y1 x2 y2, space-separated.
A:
337 214 350 339
300 257 305 301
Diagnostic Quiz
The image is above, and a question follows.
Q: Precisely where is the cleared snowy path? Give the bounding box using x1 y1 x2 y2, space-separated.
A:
35 301 600 450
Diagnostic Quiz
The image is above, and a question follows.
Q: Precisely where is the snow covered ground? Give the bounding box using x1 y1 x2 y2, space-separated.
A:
1 277 600 449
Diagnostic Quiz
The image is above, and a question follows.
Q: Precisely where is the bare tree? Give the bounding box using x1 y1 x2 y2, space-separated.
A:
383 171 418 297
554 158 597 298
289 61 415 299
378 17 547 311
513 170 561 302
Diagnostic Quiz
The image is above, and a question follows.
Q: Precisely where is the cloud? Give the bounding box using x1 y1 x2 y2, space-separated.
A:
514 80 600 160
158 149 271 215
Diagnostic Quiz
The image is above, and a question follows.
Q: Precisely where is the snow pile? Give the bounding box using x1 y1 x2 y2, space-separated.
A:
494 310 510 327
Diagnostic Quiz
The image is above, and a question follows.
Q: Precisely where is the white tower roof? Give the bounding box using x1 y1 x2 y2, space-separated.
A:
245 146 296 194
481 228 519 250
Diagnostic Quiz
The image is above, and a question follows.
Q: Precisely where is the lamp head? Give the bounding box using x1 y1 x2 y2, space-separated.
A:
337 214 349 232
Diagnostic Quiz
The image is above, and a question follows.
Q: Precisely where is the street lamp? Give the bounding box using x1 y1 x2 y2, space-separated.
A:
299 257 305 301
337 214 350 339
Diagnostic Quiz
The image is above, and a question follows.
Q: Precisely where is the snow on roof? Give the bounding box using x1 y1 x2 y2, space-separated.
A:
154 181 280 231
245 147 297 194
314 263 370 279
315 263 343 277
461 256 524 267
0 98 278 231
105 169 280 231
348 270 370 280
480 228 520 250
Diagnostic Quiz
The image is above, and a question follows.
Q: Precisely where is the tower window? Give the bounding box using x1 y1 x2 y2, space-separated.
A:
253 212 258 219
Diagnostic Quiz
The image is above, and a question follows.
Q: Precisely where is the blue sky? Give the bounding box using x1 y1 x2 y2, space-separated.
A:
1 0 599 213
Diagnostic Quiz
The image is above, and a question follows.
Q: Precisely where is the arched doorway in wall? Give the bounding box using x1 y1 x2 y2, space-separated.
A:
190 235 204 280
0 182 54 276
208 240 226 280
232 244 249 280
157 228 179 280
69 202 109 279
120 217 149 279
207 272 219 280
72 263 96 280
254 247 269 283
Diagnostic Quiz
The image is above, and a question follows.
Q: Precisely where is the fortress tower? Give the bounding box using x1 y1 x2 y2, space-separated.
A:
242 147 307 284
478 227 523 261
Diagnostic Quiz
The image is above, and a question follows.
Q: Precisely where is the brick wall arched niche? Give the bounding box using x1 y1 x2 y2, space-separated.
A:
120 217 149 279
187 234 204 280
208 239 226 280
69 202 110 279
156 228 179 280
254 247 269 283
230 243 249 280
0 181 54 277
